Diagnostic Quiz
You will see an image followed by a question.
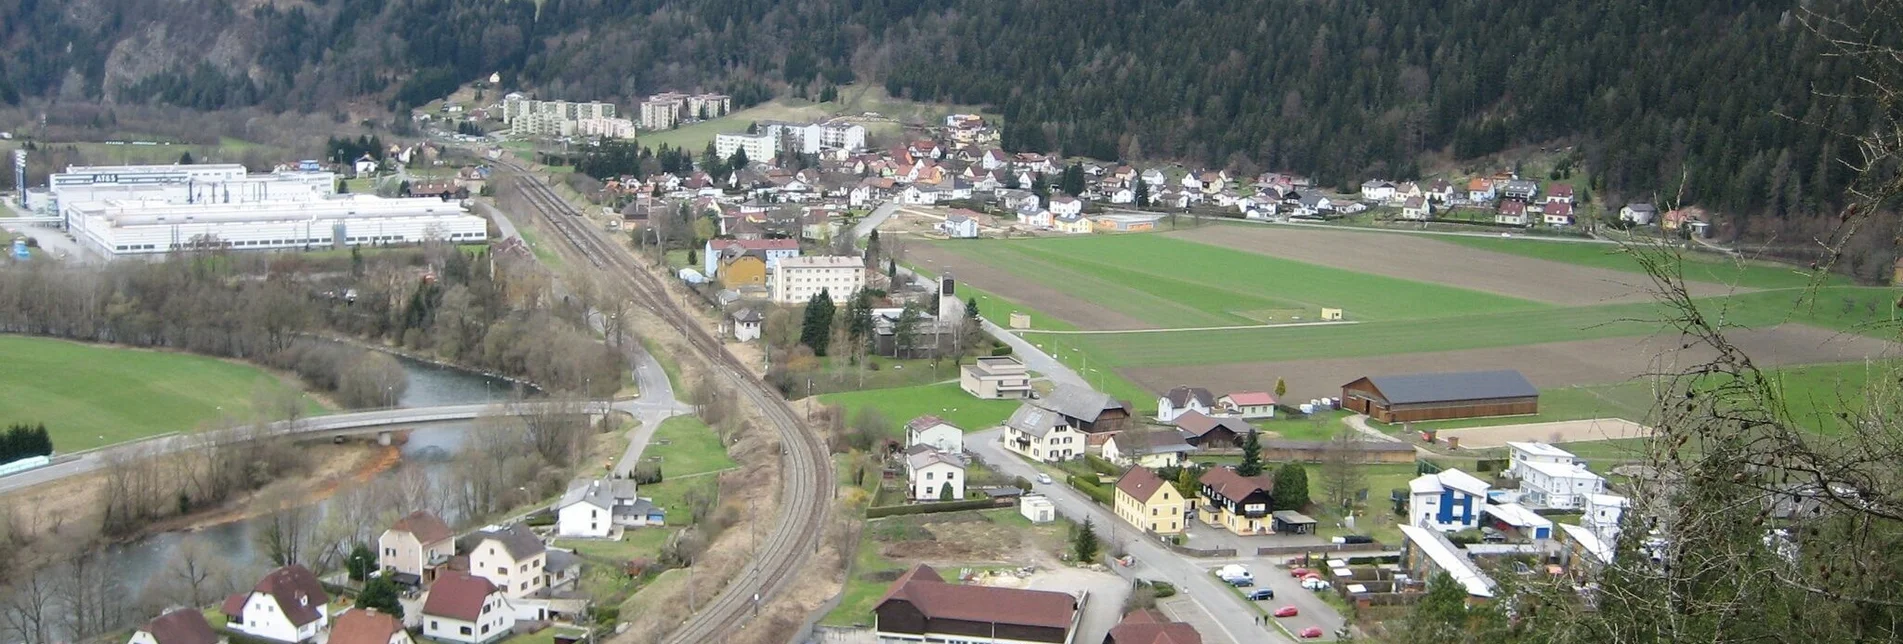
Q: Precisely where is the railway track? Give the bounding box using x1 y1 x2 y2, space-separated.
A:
501 168 833 642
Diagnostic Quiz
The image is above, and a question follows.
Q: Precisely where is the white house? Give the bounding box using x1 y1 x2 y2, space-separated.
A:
1517 461 1605 510
1215 392 1277 419
1582 493 1630 544
732 309 763 342
1543 202 1574 226
1506 442 1581 477
221 565 330 644
421 571 515 644
1408 469 1492 533
131 608 222 644
468 525 547 599
1360 180 1396 203
1400 196 1432 221
354 154 379 177
1109 187 1135 204
555 478 666 539
1619 203 1658 225
328 609 411 644
937 213 980 238
1048 195 1084 216
378 510 454 585
900 185 940 205
1102 430 1196 469
1156 386 1215 423
1002 402 1088 462
1020 208 1054 228
905 447 967 501
904 416 964 453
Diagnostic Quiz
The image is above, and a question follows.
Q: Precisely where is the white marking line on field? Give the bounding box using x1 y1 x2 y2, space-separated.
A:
1017 320 1362 335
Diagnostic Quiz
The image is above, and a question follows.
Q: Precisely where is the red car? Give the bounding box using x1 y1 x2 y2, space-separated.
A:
1274 605 1300 618
1299 627 1325 639
1289 567 1314 578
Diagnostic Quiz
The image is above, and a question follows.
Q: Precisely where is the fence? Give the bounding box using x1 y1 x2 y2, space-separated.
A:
1254 541 1388 556
864 497 1011 518
1162 541 1237 558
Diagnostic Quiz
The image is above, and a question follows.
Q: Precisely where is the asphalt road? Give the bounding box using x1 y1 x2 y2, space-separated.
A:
966 428 1298 644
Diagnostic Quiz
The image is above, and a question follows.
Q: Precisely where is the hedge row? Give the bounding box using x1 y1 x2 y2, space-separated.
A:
1067 474 1114 506
866 498 1006 518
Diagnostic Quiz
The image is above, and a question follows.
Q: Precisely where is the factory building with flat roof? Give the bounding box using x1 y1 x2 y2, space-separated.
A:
49 163 337 227
68 195 487 256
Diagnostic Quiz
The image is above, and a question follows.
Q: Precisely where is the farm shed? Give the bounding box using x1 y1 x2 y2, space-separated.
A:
1339 370 1538 424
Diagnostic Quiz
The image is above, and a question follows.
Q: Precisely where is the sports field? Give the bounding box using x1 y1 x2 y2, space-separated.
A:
0 336 327 451
915 226 1899 418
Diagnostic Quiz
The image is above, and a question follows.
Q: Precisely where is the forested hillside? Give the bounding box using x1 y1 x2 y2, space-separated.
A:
0 0 1874 224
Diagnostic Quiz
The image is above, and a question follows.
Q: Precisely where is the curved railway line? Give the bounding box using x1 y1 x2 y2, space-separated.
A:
501 166 832 643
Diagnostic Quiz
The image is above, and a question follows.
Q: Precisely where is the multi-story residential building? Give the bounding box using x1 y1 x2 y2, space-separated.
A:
1408 468 1491 532
221 565 330 644
819 121 868 151
905 447 966 501
421 572 514 644
1002 402 1088 462
1114 467 1187 535
468 525 547 599
959 356 1031 399
378 510 455 585
771 255 863 304
639 93 686 130
1196 467 1275 535
904 416 964 453
574 117 637 139
1517 461 1605 510
686 93 730 120
760 121 823 155
715 133 776 164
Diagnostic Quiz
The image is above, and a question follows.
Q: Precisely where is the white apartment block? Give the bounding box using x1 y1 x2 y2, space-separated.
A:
574 117 637 139
638 92 730 130
715 133 776 164
687 93 730 119
819 122 868 151
760 121 822 155
772 256 864 304
511 112 574 137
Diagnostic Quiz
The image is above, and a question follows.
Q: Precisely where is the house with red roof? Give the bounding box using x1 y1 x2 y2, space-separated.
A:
1216 391 1277 419
328 609 412 644
874 564 1083 644
378 509 454 586
129 608 222 644
1107 609 1202 644
222 565 330 643
421 571 514 644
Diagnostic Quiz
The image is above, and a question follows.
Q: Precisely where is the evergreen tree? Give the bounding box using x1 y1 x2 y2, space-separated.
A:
1173 465 1199 496
728 147 749 171
939 481 954 501
1072 518 1100 563
800 290 836 355
846 290 874 344
864 229 882 267
1060 163 1086 196
1133 179 1150 208
1271 463 1310 511
893 302 922 357
1236 429 1264 476
1274 377 1287 399
887 258 898 284
356 575 405 618
178 151 195 165
687 248 698 265
1032 173 1051 207
346 543 377 581
1396 572 1508 643
965 296 980 319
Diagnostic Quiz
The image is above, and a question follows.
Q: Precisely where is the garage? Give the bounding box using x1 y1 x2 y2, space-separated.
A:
1340 369 1539 424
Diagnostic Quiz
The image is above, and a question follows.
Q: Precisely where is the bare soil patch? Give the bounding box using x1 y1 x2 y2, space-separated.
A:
1124 324 1900 402
909 244 1152 330
1167 226 1751 306
1435 419 1652 448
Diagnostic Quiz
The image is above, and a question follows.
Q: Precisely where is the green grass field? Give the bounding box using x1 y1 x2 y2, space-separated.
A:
0 336 326 451
1440 236 1851 290
644 416 738 478
817 382 1026 439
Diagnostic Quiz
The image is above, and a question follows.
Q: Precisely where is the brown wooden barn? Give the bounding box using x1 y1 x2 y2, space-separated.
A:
1340 370 1538 423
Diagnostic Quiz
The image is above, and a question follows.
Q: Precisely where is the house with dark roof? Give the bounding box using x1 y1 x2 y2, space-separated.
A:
1106 609 1202 644
874 565 1083 644
421 571 514 644
1102 429 1195 469
1195 467 1275 536
1034 384 1134 440
222 565 330 643
906 447 968 500
1171 411 1252 449
328 609 412 644
467 525 547 599
1114 468 1187 535
1003 402 1089 462
1156 386 1216 423
1340 370 1539 423
379 509 454 586
130 608 222 644
556 478 665 539
905 415 964 453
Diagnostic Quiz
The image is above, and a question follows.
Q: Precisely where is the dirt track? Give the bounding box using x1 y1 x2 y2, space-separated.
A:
1167 226 1752 306
1124 323 1900 402
910 243 1152 330
1436 419 1652 448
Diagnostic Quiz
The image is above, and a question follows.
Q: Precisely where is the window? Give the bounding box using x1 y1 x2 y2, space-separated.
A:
459 626 472 636
384 548 395 557
430 621 439 630
520 582 529 591
497 567 507 575
481 625 490 635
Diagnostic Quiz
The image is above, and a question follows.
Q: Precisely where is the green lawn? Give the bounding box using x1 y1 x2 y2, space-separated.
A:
0 336 327 451
1439 236 1852 290
817 382 1026 439
516 226 563 267
926 235 1548 327
820 523 907 627
1311 463 1420 546
639 474 718 522
503 625 590 644
645 416 738 478
556 527 674 563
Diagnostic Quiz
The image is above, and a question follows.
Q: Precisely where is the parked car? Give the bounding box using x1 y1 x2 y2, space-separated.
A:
1246 588 1275 601
1274 605 1300 618
1289 567 1315 578
1301 577 1332 591
1036 473 1053 485
1217 564 1254 586
1299 627 1325 639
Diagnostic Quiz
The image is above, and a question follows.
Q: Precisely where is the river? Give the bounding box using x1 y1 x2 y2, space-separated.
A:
94 355 520 615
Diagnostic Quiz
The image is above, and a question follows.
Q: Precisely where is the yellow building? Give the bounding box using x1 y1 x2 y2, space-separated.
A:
718 255 767 288
1114 467 1186 535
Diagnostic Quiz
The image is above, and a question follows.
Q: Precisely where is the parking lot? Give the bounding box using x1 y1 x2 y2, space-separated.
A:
1199 555 1350 640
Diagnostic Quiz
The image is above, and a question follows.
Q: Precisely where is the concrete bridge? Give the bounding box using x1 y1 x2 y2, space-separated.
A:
0 400 619 495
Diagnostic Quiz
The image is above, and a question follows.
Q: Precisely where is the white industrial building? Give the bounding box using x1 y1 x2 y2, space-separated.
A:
49 163 337 226
69 196 487 256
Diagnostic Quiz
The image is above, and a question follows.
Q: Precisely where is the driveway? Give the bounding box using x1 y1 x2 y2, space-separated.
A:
851 202 902 239
967 428 1304 643
1019 568 1131 644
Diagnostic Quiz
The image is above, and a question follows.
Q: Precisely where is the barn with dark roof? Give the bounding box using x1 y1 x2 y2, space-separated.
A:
1340 370 1538 423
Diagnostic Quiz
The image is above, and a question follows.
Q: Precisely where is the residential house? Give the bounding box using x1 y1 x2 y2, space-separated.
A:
906 447 967 501
421 571 514 644
467 525 547 599
1663 206 1708 231
130 609 222 644
378 510 454 586
1395 181 1424 202
1114 468 1187 535
1400 196 1432 220
1052 211 1093 234
1141 168 1168 188
556 478 664 539
354 154 379 177
874 565 1082 644
1466 178 1496 202
1216 392 1277 419
1102 429 1195 469
1543 202 1574 226
1295 193 1333 216
1619 203 1658 225
1002 402 1087 462
981 148 1009 170
1031 384 1133 442
938 213 980 238
1048 195 1084 217
1546 184 1575 204
899 184 941 206
1106 610 1202 644
995 188 1038 212
1408 468 1491 532
328 609 411 644
1495 201 1529 226
959 356 1031 399
222 565 330 644
1556 522 1615 577
1582 493 1630 544
1361 180 1397 203
1506 442 1580 475
1172 410 1252 449
1398 525 1496 598
1500 179 1540 201
1197 171 1227 194
1109 186 1136 204
1517 461 1605 510
1196 467 1275 535
1427 179 1457 203
732 309 763 342
717 255 768 289
1156 386 1216 423
905 416 965 453
1018 203 1054 229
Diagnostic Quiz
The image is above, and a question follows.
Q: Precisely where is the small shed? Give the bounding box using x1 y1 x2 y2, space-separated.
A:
1019 494 1055 523
1272 510 1318 535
